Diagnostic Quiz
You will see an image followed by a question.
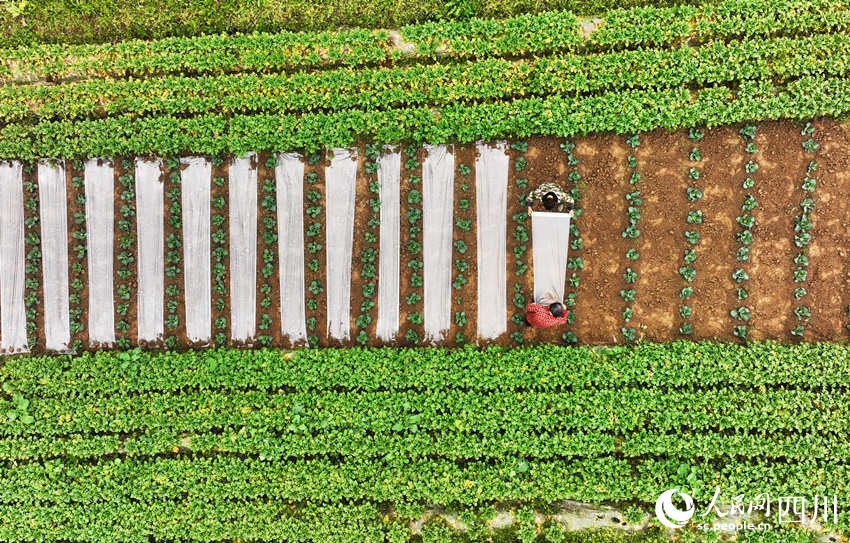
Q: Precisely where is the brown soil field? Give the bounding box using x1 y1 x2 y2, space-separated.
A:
13 119 850 351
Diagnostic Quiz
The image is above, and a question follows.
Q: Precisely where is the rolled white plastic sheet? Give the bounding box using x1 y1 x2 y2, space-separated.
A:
475 141 508 340
422 144 454 342
276 152 307 343
531 211 571 305
135 158 165 342
38 160 70 351
324 148 357 341
229 153 258 342
180 157 212 343
0 161 27 353
376 147 401 341
84 159 116 345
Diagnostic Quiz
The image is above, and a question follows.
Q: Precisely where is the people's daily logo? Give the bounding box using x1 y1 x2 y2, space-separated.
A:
653 487 838 532
655 488 695 529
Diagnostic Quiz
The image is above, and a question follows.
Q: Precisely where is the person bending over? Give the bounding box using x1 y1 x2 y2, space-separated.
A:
525 181 574 214
525 301 567 329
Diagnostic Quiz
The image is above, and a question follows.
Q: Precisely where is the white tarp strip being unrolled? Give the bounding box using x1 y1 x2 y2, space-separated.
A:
422 144 454 342
180 157 212 343
324 148 357 341
84 159 116 345
276 152 307 343
38 160 70 351
376 147 401 341
135 158 164 342
475 141 508 339
531 211 571 304
0 161 27 353
229 153 257 342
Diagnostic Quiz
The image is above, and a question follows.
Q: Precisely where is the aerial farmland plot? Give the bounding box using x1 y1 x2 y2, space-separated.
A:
1 0 850 541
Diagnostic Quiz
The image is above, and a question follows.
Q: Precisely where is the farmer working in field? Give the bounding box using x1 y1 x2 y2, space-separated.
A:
524 181 574 329
525 181 574 214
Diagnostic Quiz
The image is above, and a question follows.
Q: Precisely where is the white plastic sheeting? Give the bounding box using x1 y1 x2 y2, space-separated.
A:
84 159 115 345
180 157 212 343
475 141 508 339
135 159 164 342
0 161 27 352
324 148 357 341
376 147 401 341
229 153 257 342
422 144 454 342
276 153 307 343
38 160 70 351
531 212 571 304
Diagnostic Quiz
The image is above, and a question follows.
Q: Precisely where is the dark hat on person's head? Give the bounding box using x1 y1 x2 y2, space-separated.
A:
549 302 564 317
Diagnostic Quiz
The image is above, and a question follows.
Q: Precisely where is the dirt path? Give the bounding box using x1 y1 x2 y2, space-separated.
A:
631 130 688 341
807 119 850 341
570 134 630 344
747 121 804 341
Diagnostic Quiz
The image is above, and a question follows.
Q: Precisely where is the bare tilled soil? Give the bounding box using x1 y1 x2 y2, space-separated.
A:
513 121 845 344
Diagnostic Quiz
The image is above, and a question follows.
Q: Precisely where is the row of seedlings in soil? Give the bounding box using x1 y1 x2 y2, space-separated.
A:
731 124 759 340
68 160 86 351
163 157 183 348
453 159 473 345
115 160 137 348
258 155 278 346
403 146 423 343
621 135 642 342
22 162 40 349
211 157 229 346
678 128 705 335
304 152 324 347
561 140 583 344
793 123 819 337
510 141 530 344
356 145 381 345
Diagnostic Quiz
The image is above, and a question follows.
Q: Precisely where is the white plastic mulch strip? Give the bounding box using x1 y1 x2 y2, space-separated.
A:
38 160 70 351
324 148 357 341
475 141 509 339
531 211 571 304
422 144 454 342
376 147 401 341
135 158 164 342
180 157 212 343
228 153 257 342
84 159 116 345
275 152 307 343
0 161 27 353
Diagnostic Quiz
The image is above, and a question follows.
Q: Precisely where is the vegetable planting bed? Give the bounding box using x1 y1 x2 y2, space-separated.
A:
2 343 850 541
1 119 849 352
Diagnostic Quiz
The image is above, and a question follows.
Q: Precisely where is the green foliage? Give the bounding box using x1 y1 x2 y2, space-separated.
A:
732 268 749 283
686 187 702 202
686 210 702 224
6 32 850 159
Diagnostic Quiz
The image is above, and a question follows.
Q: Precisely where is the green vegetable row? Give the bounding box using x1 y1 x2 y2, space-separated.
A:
1 427 848 462
0 500 393 543
4 33 849 124
1 453 845 506
5 341 850 398
3 343 848 539
3 0 848 83
2 77 850 159
4 387 848 437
